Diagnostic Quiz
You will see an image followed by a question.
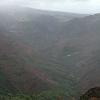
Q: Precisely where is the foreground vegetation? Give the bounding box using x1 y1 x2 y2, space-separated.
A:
0 89 79 100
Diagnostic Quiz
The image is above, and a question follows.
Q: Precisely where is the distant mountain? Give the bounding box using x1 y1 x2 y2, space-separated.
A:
52 13 100 93
1 5 100 98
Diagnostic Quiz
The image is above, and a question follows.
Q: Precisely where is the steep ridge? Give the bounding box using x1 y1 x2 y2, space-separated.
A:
55 14 100 93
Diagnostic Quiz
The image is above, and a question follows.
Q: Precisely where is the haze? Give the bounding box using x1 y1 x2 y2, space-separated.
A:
0 0 100 14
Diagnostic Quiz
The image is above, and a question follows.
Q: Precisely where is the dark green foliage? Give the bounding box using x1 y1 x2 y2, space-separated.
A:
80 87 100 100
0 89 75 100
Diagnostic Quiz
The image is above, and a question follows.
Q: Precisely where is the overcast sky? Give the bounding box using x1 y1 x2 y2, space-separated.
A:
0 0 100 14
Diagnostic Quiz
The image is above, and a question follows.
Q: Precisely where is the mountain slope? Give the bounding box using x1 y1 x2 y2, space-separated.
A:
0 33 54 94
0 5 100 97
0 6 85 95
54 13 100 93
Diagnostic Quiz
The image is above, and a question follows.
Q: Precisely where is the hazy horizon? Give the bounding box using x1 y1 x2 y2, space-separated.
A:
0 0 100 14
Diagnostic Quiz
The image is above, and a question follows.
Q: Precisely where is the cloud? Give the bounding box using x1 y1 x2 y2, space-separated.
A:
72 0 90 1
25 0 100 14
0 0 100 14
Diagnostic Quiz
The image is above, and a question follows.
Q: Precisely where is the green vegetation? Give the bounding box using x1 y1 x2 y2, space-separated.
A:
80 87 100 100
0 89 77 100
